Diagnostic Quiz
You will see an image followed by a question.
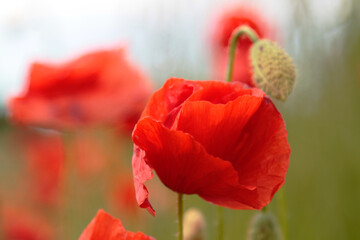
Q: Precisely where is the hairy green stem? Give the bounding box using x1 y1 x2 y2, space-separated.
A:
226 25 259 83
278 188 288 240
178 194 183 240
217 206 224 240
0 194 4 240
262 205 268 213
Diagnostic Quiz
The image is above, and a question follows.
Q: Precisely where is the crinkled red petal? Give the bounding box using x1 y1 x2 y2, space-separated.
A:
132 118 264 214
79 209 154 240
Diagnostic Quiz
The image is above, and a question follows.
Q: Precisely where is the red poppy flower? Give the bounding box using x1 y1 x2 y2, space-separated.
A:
108 174 139 217
22 129 110 205
132 78 290 215
211 5 277 86
79 209 154 240
8 48 152 130
71 133 107 178
2 205 54 240
23 132 64 205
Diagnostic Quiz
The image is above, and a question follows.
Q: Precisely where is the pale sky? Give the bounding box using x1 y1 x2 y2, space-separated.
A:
0 0 344 108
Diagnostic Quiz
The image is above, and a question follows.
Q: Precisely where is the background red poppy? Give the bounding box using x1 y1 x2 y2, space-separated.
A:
211 4 277 86
8 48 152 131
2 205 54 240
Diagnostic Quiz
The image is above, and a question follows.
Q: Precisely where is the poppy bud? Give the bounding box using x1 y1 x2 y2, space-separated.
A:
183 208 206 240
247 212 282 240
250 39 296 101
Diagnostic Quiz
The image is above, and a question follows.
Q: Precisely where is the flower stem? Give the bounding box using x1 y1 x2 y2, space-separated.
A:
278 187 288 240
60 132 72 240
217 206 224 240
0 194 4 240
178 193 183 240
226 25 259 83
61 131 80 240
262 205 268 213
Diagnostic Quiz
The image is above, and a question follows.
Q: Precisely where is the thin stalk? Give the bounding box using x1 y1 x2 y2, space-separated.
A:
278 188 288 240
0 193 4 240
178 194 183 240
217 206 224 240
61 131 79 240
261 205 268 213
226 25 259 83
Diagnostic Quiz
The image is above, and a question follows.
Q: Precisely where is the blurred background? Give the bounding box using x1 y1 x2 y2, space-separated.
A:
1 0 360 239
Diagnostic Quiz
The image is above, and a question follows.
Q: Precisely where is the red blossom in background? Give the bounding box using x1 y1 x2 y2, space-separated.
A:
211 5 277 86
79 209 154 240
23 132 64 205
8 48 152 131
2 205 54 240
71 134 107 178
108 175 139 217
20 130 110 205
132 78 290 215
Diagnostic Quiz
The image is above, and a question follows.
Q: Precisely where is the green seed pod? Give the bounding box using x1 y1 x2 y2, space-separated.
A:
250 39 296 101
183 208 206 240
247 212 282 240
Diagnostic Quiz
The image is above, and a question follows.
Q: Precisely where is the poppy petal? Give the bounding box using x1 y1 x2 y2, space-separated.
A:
140 78 199 123
133 118 263 212
186 80 261 104
230 98 290 204
176 95 289 206
132 145 155 216
79 209 154 240
174 90 265 162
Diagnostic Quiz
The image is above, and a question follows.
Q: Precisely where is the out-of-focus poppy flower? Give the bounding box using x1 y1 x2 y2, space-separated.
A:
2 205 54 240
22 129 109 205
108 174 139 217
132 78 290 215
79 209 154 240
108 172 173 218
8 48 152 131
23 131 63 205
71 133 107 178
211 5 277 86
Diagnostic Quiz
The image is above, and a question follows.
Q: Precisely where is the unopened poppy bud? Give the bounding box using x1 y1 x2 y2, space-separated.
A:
250 39 296 101
247 212 282 240
183 208 206 240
